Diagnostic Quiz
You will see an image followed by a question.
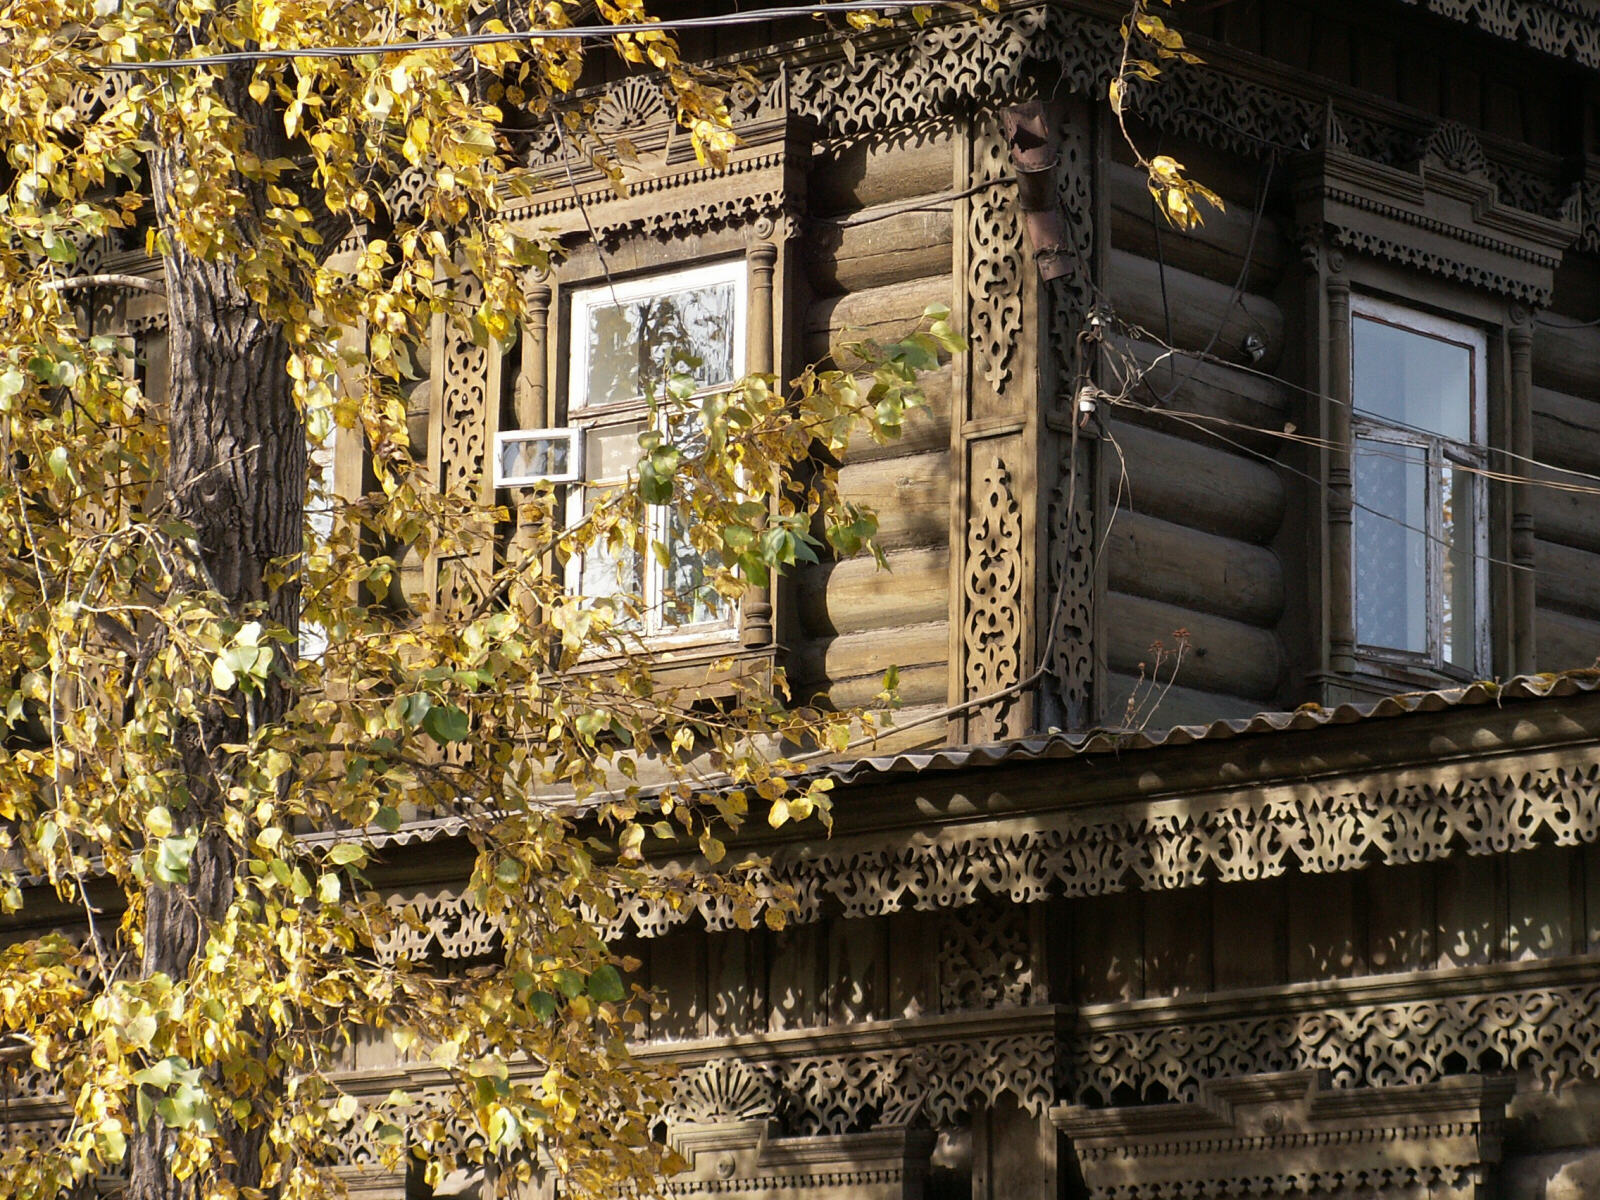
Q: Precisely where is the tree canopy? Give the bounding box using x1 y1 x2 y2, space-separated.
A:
0 1 961 1196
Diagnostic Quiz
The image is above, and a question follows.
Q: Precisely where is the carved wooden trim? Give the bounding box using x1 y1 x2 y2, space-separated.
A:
376 741 1600 941
1055 1071 1513 1198
666 1122 935 1196
1292 137 1577 306
614 744 1600 936
1069 958 1598 1106
962 452 1024 741
966 114 1025 393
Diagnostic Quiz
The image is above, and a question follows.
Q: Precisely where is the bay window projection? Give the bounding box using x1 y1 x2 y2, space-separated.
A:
1350 298 1487 674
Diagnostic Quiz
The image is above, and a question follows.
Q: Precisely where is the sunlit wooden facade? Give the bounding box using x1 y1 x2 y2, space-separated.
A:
24 0 1600 1196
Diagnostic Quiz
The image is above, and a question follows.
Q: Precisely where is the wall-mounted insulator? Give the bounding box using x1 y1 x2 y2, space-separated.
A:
1002 100 1073 284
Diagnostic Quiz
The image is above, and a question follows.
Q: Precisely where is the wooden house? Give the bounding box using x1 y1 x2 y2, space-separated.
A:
27 0 1600 1196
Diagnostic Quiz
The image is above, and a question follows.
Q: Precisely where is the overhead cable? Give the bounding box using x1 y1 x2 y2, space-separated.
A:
95 2 960 71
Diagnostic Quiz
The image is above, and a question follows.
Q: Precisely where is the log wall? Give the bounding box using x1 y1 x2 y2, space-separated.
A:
1531 300 1600 672
786 124 957 743
1098 158 1293 726
1066 842 1600 1005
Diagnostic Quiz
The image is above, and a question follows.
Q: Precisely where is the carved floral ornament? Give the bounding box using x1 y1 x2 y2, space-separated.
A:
1055 1069 1515 1199
376 744 1600 950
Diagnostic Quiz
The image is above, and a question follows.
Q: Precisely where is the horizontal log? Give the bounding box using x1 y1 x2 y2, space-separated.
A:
805 207 954 297
1535 606 1600 673
1106 248 1286 373
1104 670 1269 730
1531 480 1600 556
788 620 950 706
1103 591 1283 701
836 449 950 550
1533 538 1600 618
804 275 954 365
809 125 956 214
1532 322 1600 398
817 664 948 710
1107 510 1284 627
1102 333 1292 453
1532 385 1600 475
1108 160 1289 289
840 365 952 466
841 701 952 754
795 544 950 638
1110 420 1286 544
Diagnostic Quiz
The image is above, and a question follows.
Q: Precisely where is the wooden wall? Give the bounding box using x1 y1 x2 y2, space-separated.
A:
631 901 1039 1043
785 124 958 744
1096 152 1294 726
1066 842 1600 1005
1531 276 1600 672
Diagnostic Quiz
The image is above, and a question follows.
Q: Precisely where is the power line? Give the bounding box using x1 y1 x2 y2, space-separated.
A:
95 2 960 72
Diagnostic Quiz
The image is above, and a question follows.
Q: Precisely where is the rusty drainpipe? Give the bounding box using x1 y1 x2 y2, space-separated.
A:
1001 100 1072 283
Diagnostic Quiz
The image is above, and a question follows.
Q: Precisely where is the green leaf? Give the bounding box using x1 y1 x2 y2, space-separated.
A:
586 964 625 1003
46 446 69 479
422 704 470 743
153 834 197 884
328 843 367 867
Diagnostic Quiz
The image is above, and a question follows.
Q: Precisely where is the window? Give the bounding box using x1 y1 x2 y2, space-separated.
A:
1350 297 1487 675
564 261 747 638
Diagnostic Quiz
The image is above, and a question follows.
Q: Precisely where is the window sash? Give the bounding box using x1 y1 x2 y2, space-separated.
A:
1348 297 1489 675
563 261 746 639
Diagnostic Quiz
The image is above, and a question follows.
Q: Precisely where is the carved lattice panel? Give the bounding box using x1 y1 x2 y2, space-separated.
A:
936 900 1040 1011
1072 974 1600 1105
966 114 1025 402
963 450 1024 741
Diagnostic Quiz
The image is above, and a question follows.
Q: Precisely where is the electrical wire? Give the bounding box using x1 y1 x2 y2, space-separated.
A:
1107 323 1600 493
94 2 962 71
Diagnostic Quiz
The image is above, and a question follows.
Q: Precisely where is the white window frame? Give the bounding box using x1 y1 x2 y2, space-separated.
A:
1349 295 1490 676
563 260 748 642
493 428 582 486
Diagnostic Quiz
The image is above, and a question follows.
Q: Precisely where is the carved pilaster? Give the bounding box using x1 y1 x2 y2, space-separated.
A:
953 112 1037 742
742 239 778 649
1509 318 1536 674
424 274 496 618
1326 273 1356 676
1042 98 1100 731
510 280 552 583
963 455 1025 742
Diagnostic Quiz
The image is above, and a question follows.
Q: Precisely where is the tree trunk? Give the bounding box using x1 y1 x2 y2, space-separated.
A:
128 66 304 1200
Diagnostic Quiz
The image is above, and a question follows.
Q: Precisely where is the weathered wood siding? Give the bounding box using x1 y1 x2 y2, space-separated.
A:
1065 842 1599 1005
786 125 957 739
1532 297 1600 671
1098 157 1293 725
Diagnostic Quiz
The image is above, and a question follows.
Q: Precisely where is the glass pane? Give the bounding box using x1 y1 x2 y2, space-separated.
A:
1441 459 1478 670
499 435 569 482
579 494 643 630
1353 315 1473 442
585 421 646 483
660 505 723 628
1355 438 1428 654
580 281 737 408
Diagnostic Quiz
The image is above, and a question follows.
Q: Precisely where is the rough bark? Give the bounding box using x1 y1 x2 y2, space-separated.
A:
128 65 304 1200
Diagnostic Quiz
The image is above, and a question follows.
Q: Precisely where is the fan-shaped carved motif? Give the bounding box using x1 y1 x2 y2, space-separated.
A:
592 76 671 135
1422 120 1489 178
673 1059 778 1124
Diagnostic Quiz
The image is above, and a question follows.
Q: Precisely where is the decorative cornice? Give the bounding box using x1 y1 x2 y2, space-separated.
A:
1069 956 1600 1106
1400 0 1600 67
376 737 1600 943
1293 134 1579 303
1055 1069 1513 1198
